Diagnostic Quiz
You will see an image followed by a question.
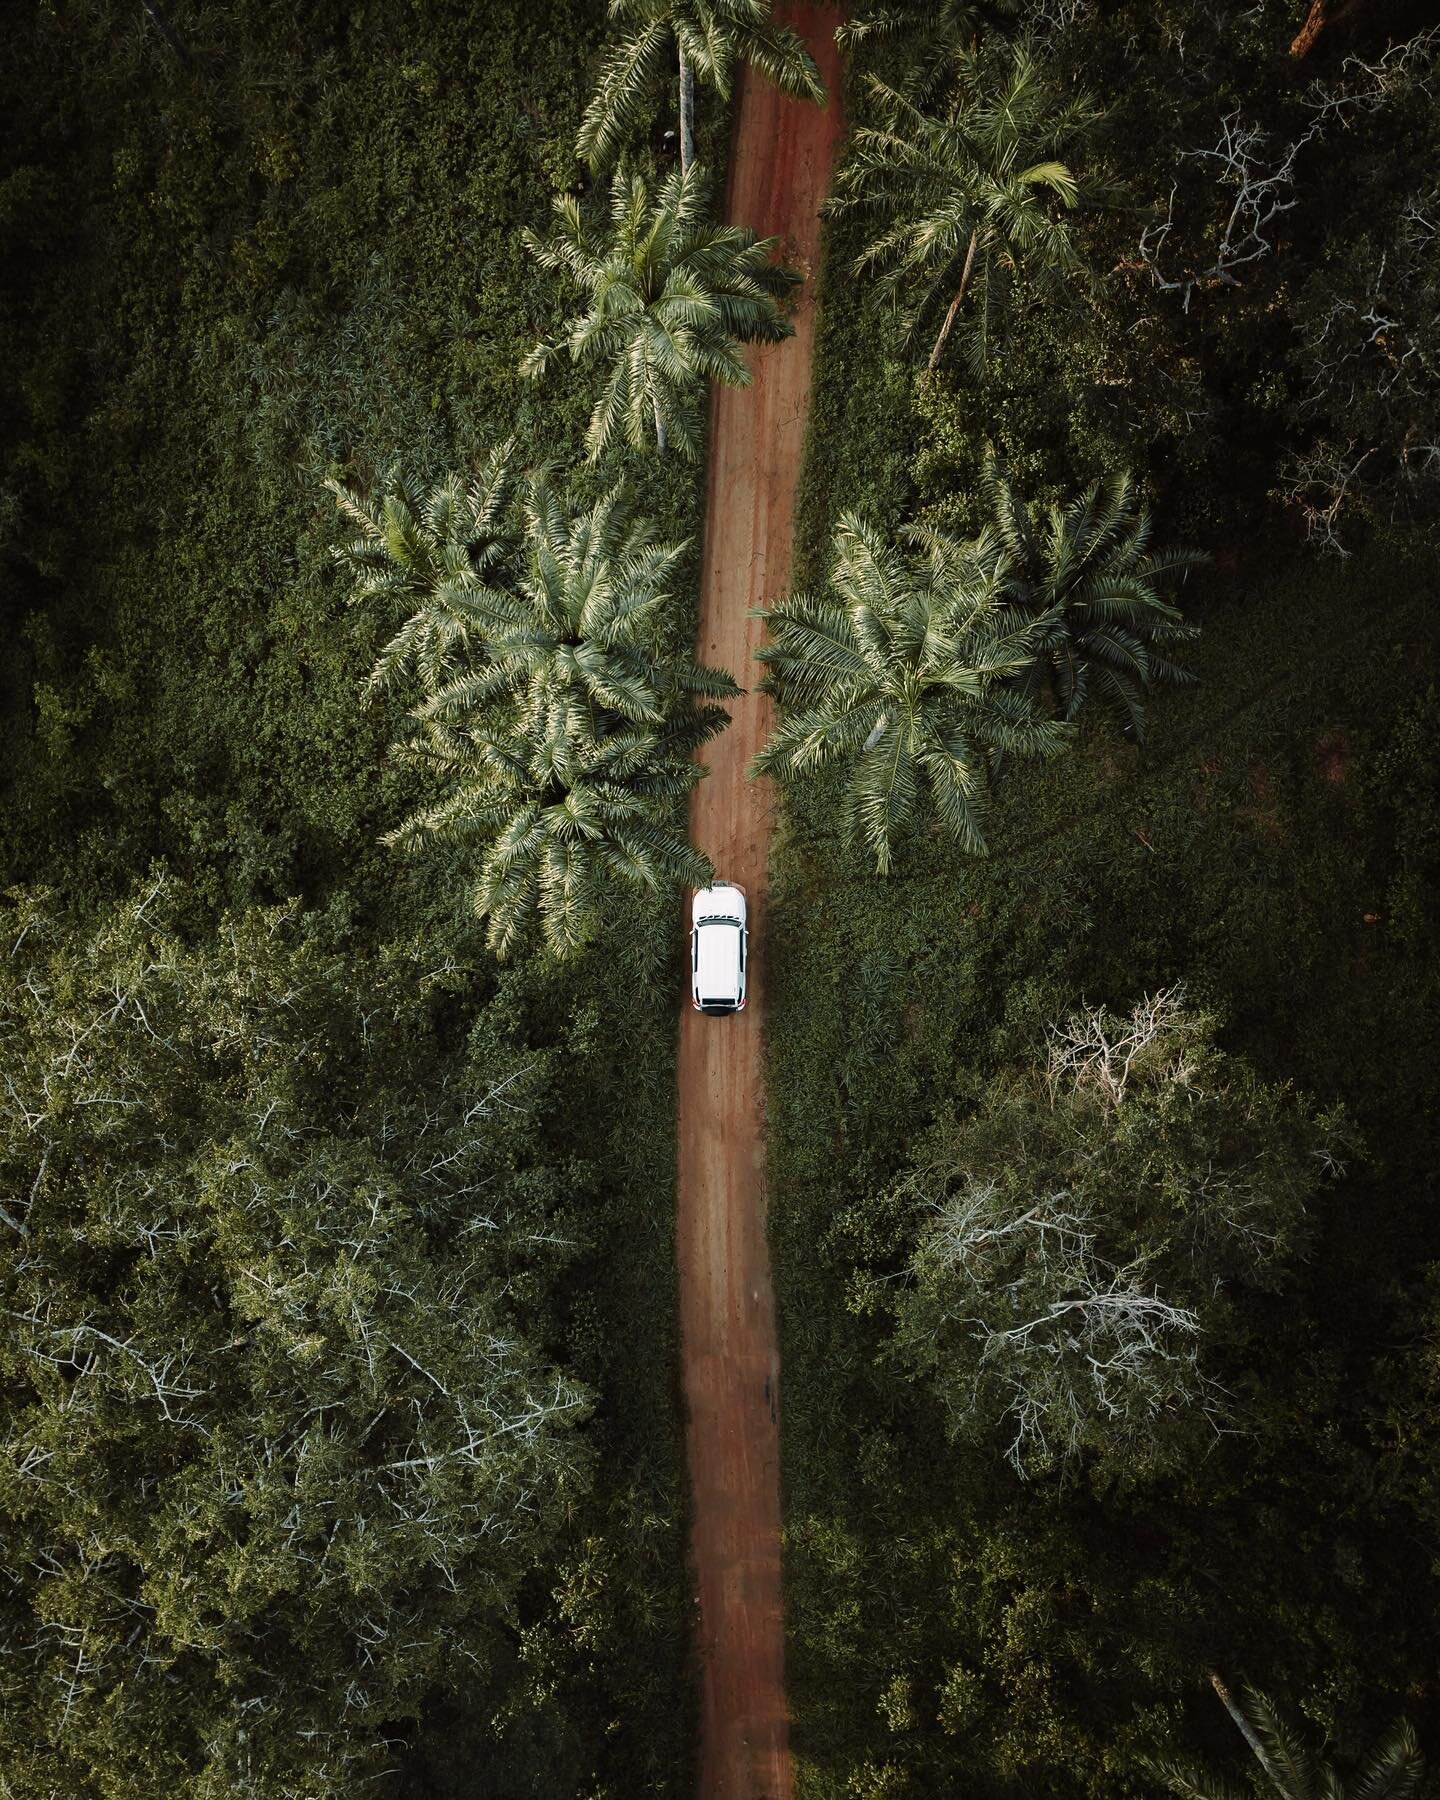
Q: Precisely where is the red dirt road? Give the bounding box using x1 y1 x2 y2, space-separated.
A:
677 11 844 1798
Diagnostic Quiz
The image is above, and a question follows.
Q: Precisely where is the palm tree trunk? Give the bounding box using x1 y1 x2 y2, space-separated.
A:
141 0 191 64
653 395 668 455
927 228 980 374
678 49 697 174
1208 1672 1286 1794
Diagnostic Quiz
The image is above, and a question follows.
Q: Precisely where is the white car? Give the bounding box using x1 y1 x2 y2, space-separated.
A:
691 883 748 1014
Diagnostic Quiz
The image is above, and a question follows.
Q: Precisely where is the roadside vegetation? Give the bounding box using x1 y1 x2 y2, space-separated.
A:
767 0 1440 1794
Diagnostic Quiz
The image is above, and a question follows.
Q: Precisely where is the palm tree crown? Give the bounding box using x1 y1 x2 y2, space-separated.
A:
523 164 798 460
981 449 1204 743
325 440 521 698
387 708 716 960
579 0 825 175
419 470 739 732
751 513 1071 870
829 38 1100 371
364 474 736 958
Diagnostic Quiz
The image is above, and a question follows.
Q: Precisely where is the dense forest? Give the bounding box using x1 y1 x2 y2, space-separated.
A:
2 0 1438 1796
771 0 1440 1795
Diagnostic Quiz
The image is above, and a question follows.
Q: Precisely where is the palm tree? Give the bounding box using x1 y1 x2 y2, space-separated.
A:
386 707 718 959
836 1 1012 105
1150 1675 1425 1800
751 513 1071 871
325 440 522 698
828 38 1100 372
980 448 1204 743
365 474 736 958
578 0 825 176
522 164 798 459
418 470 740 733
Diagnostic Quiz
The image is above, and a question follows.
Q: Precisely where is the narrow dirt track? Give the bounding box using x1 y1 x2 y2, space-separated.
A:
676 11 844 1798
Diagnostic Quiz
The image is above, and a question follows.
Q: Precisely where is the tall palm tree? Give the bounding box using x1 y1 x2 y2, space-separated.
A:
981 448 1204 743
522 164 798 459
828 38 1100 372
386 707 718 959
578 0 825 176
359 473 736 958
1151 1677 1425 1800
751 513 1071 870
418 470 740 732
325 440 522 698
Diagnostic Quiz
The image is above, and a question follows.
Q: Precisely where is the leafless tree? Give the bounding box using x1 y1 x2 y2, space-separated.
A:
1139 30 1436 314
1044 984 1200 1109
1301 24 1438 128
1139 112 1322 313
912 1178 1217 1477
1275 441 1376 556
1025 0 1094 46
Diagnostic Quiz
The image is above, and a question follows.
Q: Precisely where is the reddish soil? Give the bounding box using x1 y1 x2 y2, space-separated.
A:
675 10 844 1798
1314 728 1353 784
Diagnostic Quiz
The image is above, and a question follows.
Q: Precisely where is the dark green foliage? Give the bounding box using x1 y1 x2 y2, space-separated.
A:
836 2 1018 106
1 0 610 924
0 881 590 1795
774 4 1440 1779
981 448 1205 741
1151 1686 1426 1800
769 539 1440 1797
809 4 1440 556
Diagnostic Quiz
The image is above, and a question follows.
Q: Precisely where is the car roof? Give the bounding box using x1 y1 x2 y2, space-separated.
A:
694 913 742 995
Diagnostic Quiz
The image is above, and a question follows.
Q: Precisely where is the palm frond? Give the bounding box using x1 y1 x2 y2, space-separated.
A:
1141 1755 1253 1800
1242 1686 1319 1800
753 509 1074 868
577 20 670 171
1350 1720 1425 1800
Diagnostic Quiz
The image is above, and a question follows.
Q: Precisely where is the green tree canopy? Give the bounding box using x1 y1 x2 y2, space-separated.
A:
980 448 1205 742
752 512 1070 870
0 881 591 1796
522 164 799 460
869 990 1346 1481
577 0 825 175
828 37 1102 371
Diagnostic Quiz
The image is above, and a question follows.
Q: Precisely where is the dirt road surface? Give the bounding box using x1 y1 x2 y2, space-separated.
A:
676 10 845 1798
